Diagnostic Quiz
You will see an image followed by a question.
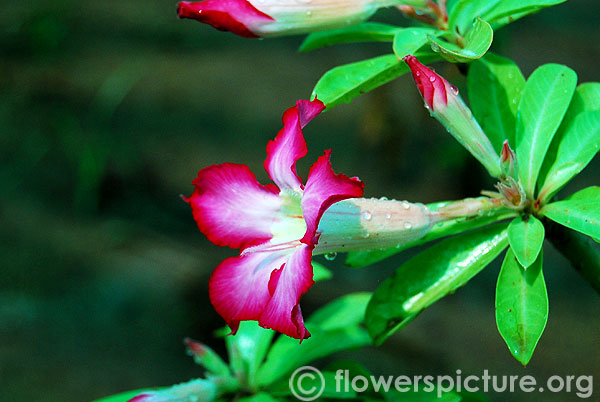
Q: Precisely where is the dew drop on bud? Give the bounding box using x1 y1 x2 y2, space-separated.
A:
362 211 372 221
385 212 392 219
450 85 459 95
380 196 388 201
415 71 421 77
401 201 411 210
324 252 337 261
429 75 436 82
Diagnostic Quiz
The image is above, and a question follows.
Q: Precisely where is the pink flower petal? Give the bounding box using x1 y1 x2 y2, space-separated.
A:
264 99 325 192
259 244 314 340
403 54 448 111
209 252 287 334
300 150 364 244
177 0 274 38
185 163 281 250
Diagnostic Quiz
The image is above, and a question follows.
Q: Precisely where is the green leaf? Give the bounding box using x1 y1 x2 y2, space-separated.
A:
92 389 158 402
449 0 566 34
392 27 435 59
483 0 567 30
225 321 275 388
448 0 497 36
467 52 525 150
238 393 282 402
346 202 515 268
566 186 600 201
515 64 577 198
428 17 493 63
269 370 357 399
386 389 462 402
299 23 400 52
312 53 436 109
366 223 509 345
537 83 600 201
312 261 333 282
507 215 545 268
307 292 371 331
495 248 548 366
537 110 600 201
541 200 600 239
256 294 371 387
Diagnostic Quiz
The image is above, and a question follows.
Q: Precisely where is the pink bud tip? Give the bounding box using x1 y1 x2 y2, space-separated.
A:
500 140 512 162
402 54 448 110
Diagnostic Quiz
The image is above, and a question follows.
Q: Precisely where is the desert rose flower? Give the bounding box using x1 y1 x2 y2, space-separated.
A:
185 98 507 340
177 0 426 38
403 54 502 178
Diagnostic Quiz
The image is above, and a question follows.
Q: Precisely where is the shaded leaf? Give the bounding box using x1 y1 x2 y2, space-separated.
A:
467 52 525 150
307 292 371 331
300 23 400 52
225 321 274 388
392 27 435 59
92 389 158 402
565 186 600 201
428 18 493 63
312 53 436 108
496 248 548 366
312 261 333 282
541 200 600 239
507 215 545 268
515 64 577 198
366 224 509 345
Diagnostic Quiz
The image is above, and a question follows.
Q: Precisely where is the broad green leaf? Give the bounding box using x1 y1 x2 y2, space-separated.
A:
507 215 545 268
449 0 566 34
186 339 231 377
448 0 498 36
238 393 282 402
269 371 357 399
428 18 493 63
541 200 600 239
346 202 515 268
566 186 600 201
515 64 577 198
257 294 371 387
92 389 158 402
467 52 525 150
225 321 274 388
386 388 462 402
537 83 600 200
484 0 567 30
308 292 371 331
299 23 400 52
312 53 436 108
537 110 600 201
312 261 333 282
496 248 548 366
366 224 509 345
392 27 435 59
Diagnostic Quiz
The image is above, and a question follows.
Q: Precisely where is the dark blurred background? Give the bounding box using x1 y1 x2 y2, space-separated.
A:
1 1 599 401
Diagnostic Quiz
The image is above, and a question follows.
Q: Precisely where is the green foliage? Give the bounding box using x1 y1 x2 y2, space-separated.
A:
537 82 600 201
541 199 600 240
366 224 509 345
392 28 437 59
495 249 548 366
507 215 545 268
312 53 436 108
300 23 400 52
515 63 577 198
428 18 493 63
467 53 525 151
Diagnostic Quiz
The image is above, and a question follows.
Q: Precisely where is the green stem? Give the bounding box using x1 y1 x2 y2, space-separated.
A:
545 219 600 295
